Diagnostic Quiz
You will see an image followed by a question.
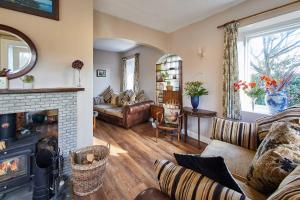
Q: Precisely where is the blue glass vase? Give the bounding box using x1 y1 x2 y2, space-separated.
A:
265 92 288 114
191 96 200 110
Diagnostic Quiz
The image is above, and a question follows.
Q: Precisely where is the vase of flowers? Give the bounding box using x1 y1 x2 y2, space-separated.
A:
72 60 84 87
260 74 293 113
184 81 208 110
233 81 264 111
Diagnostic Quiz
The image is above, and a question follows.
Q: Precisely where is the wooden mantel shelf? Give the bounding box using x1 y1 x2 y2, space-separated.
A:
0 87 85 94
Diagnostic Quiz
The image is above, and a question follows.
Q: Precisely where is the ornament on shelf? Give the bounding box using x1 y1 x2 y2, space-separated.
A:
0 68 10 89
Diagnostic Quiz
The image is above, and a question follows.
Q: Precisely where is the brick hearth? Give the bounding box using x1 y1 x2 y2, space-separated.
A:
0 91 78 174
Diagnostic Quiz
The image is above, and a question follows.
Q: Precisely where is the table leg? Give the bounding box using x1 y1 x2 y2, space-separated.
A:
184 114 187 142
198 117 201 146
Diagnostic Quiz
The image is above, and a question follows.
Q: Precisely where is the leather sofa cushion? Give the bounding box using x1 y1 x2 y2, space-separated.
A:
134 188 169 200
201 140 255 180
104 107 123 119
94 104 116 113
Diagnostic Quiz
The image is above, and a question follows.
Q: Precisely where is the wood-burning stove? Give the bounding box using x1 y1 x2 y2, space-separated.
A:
0 136 38 194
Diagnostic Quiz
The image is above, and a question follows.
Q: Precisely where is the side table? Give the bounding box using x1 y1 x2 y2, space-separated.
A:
183 107 217 145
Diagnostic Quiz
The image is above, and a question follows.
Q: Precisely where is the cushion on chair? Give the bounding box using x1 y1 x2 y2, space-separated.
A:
211 117 258 150
256 104 300 144
201 140 256 180
174 154 244 194
154 160 248 200
247 122 300 195
267 166 300 200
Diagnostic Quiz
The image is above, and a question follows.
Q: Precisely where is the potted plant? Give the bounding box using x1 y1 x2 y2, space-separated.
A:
184 81 208 110
0 68 10 89
234 81 265 111
21 75 34 89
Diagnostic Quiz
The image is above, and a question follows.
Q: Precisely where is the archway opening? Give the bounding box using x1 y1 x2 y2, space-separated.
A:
155 54 183 107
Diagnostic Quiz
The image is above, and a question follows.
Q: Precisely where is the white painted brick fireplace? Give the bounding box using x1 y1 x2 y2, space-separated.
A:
0 90 81 174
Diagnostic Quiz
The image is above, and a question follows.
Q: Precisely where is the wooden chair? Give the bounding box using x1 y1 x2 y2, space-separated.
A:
155 108 183 142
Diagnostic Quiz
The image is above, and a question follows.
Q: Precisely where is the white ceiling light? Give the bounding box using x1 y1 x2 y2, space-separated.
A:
94 0 246 33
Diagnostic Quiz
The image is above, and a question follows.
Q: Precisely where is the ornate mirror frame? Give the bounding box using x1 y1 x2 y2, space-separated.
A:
0 24 38 79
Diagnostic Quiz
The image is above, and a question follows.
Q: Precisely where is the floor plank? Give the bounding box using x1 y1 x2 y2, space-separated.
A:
74 120 206 200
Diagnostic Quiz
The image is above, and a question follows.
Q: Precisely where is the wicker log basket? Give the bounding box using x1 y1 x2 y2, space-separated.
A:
70 144 110 196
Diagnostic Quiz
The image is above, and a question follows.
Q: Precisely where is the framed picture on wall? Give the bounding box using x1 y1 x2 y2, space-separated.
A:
0 0 59 20
96 69 107 77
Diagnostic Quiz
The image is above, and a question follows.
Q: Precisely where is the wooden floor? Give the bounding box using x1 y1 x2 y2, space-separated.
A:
75 120 206 200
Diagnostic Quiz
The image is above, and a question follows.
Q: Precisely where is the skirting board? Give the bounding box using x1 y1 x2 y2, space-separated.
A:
182 130 212 144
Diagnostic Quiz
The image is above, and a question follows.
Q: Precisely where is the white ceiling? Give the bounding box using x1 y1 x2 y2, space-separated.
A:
94 0 246 33
93 38 138 52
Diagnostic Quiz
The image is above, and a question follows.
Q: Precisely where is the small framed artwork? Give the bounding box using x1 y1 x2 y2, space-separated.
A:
96 69 107 77
0 0 59 20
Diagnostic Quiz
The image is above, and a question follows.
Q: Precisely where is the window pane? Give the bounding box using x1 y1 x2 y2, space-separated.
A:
243 26 300 109
126 58 135 91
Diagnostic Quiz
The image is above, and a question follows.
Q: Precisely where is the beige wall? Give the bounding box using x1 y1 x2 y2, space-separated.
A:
94 11 170 52
0 0 94 147
94 50 121 96
169 0 300 139
122 45 164 100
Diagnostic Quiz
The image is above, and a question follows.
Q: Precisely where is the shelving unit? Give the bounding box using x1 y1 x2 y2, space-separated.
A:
156 56 182 107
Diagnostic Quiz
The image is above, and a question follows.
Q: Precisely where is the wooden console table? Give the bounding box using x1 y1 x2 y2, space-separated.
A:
183 107 217 145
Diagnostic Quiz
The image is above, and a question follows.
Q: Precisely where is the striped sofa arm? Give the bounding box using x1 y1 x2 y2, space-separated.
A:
211 117 258 150
154 160 249 200
256 105 300 144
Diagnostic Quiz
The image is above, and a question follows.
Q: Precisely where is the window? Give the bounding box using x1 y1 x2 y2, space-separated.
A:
238 21 300 114
125 57 135 91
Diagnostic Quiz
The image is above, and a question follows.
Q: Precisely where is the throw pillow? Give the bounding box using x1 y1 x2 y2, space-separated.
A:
118 91 130 106
247 122 300 195
93 96 104 105
103 88 113 103
136 90 147 102
267 166 300 200
211 117 258 150
110 93 119 106
174 153 244 194
256 105 300 144
163 104 180 125
154 160 247 200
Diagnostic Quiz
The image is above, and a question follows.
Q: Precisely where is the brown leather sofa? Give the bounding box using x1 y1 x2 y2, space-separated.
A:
94 100 154 129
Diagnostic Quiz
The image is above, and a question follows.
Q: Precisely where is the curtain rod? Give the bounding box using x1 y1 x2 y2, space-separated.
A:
217 0 300 29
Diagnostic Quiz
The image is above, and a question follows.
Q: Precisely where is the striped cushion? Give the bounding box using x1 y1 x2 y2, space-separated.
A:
211 117 257 150
154 160 248 200
256 105 300 144
267 166 300 200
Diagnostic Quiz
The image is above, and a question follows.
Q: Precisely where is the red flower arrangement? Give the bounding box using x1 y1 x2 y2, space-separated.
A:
260 71 295 93
233 80 264 99
234 71 295 96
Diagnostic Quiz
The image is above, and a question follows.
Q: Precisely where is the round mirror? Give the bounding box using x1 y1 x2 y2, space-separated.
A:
0 24 37 79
